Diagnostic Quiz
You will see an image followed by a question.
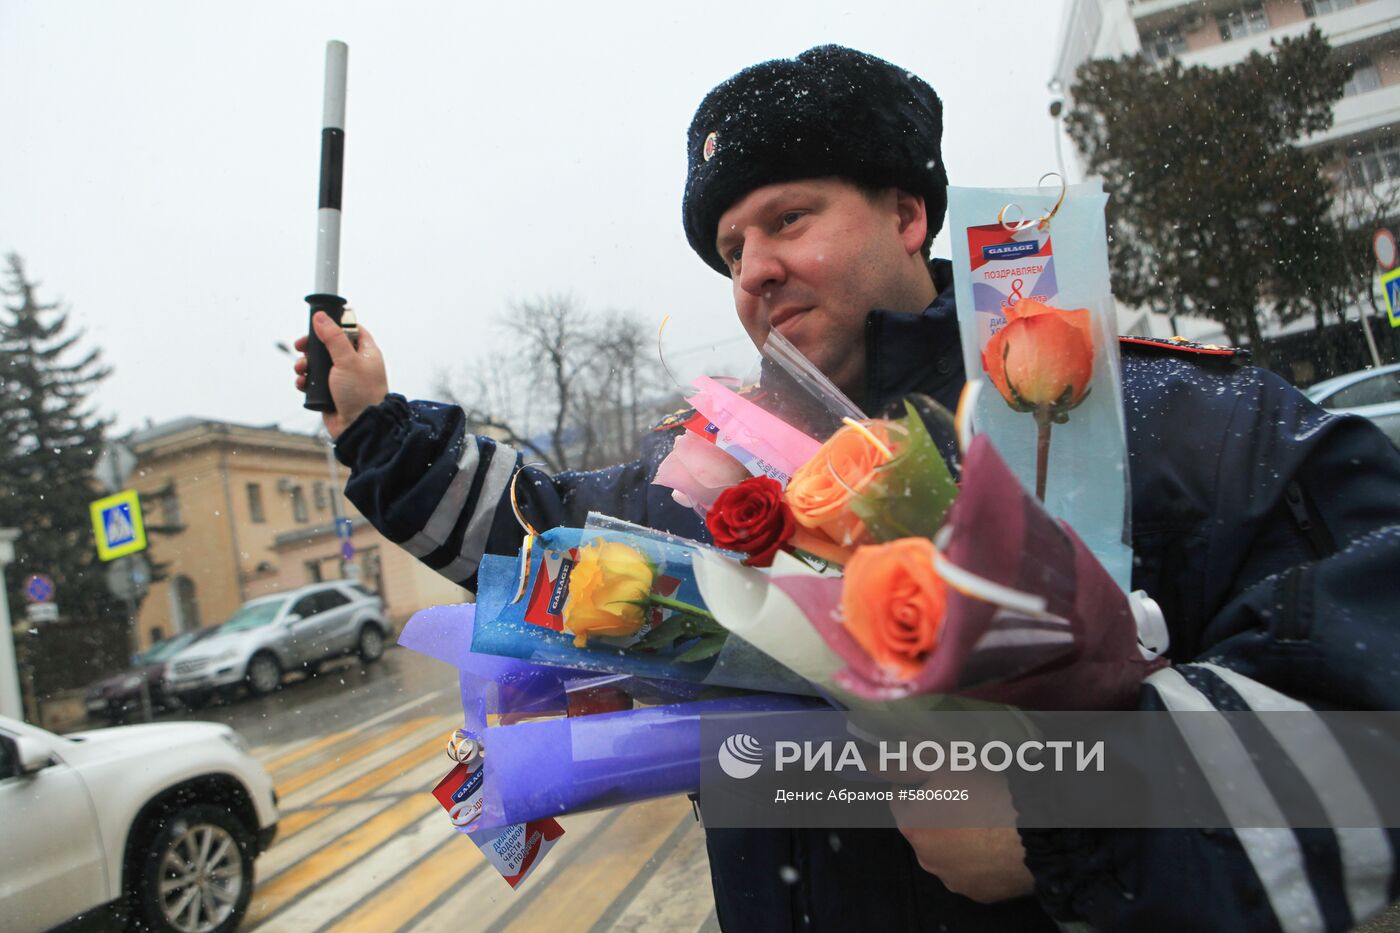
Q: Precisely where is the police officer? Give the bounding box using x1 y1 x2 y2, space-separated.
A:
297 45 1400 932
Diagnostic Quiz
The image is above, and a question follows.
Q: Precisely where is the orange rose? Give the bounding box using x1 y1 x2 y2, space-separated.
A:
784 421 893 547
981 299 1094 416
841 537 947 680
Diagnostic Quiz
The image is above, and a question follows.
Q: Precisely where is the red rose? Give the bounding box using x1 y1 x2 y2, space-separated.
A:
706 476 796 567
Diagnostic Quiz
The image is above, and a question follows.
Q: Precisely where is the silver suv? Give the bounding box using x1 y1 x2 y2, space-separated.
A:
165 581 390 704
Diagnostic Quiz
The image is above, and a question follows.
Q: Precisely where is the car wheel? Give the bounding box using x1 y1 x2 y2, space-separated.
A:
245 653 281 696
132 803 254 933
357 624 386 663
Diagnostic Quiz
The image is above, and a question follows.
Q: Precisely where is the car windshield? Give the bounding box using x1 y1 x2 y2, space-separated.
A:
139 631 197 664
221 599 289 632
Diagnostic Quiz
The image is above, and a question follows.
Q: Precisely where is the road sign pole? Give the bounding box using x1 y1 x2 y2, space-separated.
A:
122 557 152 722
1360 279 1384 368
0 529 23 720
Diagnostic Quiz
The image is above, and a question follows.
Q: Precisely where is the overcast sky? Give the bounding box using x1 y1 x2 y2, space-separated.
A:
0 0 1069 437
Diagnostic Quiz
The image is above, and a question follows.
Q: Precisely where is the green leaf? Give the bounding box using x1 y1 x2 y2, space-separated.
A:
632 616 688 652
674 636 726 663
846 399 959 542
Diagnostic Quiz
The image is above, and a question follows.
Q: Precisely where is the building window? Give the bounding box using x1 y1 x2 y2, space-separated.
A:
1343 58 1381 97
247 483 265 523
305 559 323 583
172 575 201 632
314 481 327 511
1347 136 1400 187
1141 25 1186 64
1304 0 1355 16
291 485 309 523
159 488 181 528
1217 4 1270 41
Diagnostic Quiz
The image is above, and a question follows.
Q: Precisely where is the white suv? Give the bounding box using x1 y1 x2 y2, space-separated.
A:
0 714 278 933
165 581 390 704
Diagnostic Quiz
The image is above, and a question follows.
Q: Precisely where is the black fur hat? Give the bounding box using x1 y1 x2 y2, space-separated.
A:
683 44 948 276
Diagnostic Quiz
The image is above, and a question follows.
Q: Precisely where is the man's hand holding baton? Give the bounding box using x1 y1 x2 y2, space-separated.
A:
294 40 389 438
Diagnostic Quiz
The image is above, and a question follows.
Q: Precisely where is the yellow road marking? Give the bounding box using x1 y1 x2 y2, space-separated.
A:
275 732 457 842
497 797 691 931
324 833 484 933
264 726 359 776
274 715 437 798
246 793 439 925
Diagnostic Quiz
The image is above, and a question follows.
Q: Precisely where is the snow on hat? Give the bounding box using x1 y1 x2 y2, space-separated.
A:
683 44 948 276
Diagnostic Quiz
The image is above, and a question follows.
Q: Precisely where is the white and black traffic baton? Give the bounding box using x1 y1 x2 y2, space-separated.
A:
303 39 356 412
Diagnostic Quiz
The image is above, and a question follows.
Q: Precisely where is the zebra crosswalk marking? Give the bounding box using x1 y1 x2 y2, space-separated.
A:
402 808 618 933
275 715 438 798
245 700 717 932
319 829 483 933
273 730 456 842
278 714 456 810
252 809 452 933
246 794 439 925
479 797 692 933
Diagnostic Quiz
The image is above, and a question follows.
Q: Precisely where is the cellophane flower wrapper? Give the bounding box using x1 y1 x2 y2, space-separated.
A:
477 693 825 831
400 603 816 834
838 398 960 545
653 330 868 511
948 182 1133 589
775 436 1165 710
398 603 709 739
470 521 818 696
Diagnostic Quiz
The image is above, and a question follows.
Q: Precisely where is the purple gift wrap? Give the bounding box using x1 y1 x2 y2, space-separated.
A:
400 603 713 735
400 603 579 734
401 602 813 832
477 693 821 831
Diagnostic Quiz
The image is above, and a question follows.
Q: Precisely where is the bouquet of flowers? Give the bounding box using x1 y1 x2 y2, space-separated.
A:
396 181 1168 886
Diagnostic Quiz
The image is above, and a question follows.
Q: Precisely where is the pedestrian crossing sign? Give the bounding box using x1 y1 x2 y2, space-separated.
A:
90 489 147 561
1384 267 1400 328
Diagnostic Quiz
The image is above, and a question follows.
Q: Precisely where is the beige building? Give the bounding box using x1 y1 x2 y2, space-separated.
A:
124 417 466 651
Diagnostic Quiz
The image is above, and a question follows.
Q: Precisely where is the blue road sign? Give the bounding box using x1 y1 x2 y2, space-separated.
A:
90 489 147 561
341 539 355 561
336 517 354 540
104 504 135 547
23 574 54 604
1384 268 1400 329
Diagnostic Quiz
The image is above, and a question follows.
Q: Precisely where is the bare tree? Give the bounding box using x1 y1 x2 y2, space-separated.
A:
434 295 675 472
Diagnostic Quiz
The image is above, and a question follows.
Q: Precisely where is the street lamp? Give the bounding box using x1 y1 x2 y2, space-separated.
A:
0 528 22 719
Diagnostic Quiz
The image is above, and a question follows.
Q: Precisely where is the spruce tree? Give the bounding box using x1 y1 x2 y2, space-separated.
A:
0 253 126 698
1066 29 1352 367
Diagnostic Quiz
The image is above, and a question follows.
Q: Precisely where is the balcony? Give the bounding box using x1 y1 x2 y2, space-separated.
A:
1308 82 1400 147
1176 2 1400 69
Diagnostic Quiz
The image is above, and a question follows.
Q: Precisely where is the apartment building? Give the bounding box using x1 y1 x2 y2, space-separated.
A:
124 417 466 651
1053 0 1400 342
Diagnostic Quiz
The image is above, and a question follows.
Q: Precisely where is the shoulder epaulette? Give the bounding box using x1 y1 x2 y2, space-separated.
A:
1119 335 1250 363
649 382 764 433
651 406 698 432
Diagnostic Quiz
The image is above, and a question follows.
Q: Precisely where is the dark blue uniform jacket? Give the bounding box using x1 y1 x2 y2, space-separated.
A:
336 264 1400 932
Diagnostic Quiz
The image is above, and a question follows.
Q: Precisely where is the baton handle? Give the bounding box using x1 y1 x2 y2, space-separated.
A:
302 293 348 412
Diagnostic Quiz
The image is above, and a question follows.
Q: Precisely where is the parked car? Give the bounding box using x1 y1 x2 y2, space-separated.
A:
0 713 277 933
83 626 220 724
1305 362 1400 446
164 581 390 704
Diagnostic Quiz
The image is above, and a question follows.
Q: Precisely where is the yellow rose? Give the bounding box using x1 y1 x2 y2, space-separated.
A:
562 541 655 647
